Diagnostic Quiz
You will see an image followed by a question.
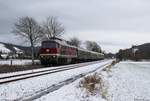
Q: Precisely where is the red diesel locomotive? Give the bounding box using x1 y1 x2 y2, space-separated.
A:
39 38 77 65
39 38 104 65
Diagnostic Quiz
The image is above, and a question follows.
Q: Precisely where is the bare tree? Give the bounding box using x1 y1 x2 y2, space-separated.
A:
69 37 81 47
86 41 93 51
0 51 2 59
85 41 102 53
12 16 42 65
42 16 65 39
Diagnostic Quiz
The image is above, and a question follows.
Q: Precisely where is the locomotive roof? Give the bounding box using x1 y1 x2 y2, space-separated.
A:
42 38 77 48
42 38 104 55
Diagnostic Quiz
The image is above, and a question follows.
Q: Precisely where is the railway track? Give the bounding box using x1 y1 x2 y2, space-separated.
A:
0 60 105 85
18 60 112 101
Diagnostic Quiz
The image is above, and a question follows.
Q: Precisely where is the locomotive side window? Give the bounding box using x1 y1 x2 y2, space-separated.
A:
42 41 58 48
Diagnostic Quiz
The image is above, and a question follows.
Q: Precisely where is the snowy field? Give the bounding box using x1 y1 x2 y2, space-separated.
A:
0 60 112 100
0 59 40 65
36 61 150 101
107 61 150 101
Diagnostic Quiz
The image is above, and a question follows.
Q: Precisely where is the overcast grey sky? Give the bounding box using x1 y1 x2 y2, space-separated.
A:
0 0 150 53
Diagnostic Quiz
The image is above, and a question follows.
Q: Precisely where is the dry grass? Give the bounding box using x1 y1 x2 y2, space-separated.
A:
103 60 120 73
79 73 100 93
78 60 121 100
79 73 108 99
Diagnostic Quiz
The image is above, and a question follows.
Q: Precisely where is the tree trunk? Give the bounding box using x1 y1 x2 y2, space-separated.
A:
31 41 35 65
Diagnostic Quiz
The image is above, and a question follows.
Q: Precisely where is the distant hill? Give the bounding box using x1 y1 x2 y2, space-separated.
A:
116 43 150 60
0 42 40 58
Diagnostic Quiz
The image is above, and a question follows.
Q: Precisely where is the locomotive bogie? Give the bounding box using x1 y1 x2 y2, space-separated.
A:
40 54 59 65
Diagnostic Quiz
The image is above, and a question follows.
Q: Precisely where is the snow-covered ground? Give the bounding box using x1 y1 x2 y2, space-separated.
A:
0 43 11 53
0 59 40 65
0 60 112 100
36 77 106 101
107 61 150 101
36 61 150 101
0 43 23 54
13 46 21 52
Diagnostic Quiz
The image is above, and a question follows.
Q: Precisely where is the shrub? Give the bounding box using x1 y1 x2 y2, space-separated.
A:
103 60 120 73
79 73 100 93
79 73 108 99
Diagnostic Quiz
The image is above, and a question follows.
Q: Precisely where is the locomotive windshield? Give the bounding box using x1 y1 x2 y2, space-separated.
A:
42 41 58 48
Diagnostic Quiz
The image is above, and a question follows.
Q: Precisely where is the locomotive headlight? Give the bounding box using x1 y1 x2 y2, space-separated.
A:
46 49 50 52
53 56 56 58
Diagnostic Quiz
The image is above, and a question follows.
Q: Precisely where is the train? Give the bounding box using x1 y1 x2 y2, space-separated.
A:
39 38 104 65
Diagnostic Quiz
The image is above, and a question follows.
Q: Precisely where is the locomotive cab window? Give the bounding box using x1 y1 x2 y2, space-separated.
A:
42 41 59 48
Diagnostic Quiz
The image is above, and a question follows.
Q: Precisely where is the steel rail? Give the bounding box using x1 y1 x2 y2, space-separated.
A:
0 60 104 84
0 61 101 80
20 62 111 101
